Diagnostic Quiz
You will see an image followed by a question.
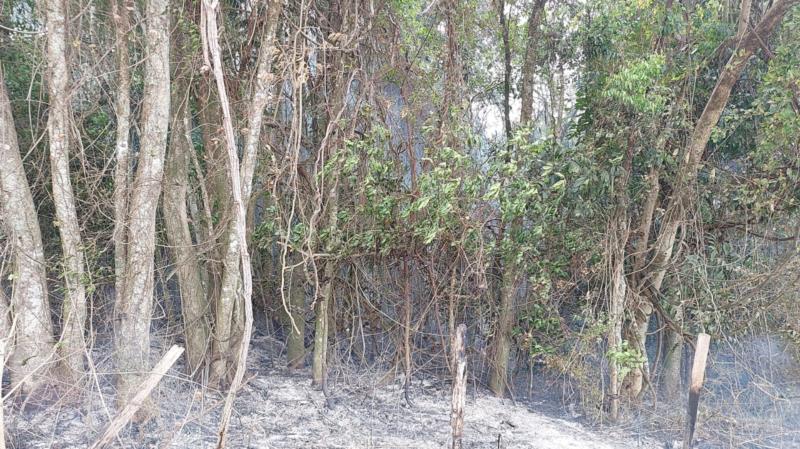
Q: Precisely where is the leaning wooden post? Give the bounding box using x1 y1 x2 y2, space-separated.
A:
89 345 184 449
451 324 467 449
683 333 710 449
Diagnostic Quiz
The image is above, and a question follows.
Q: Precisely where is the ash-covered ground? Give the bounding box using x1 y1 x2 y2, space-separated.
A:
6 335 662 449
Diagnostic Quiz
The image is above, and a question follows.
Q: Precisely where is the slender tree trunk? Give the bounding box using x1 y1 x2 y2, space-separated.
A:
622 167 659 399
488 0 517 397
200 0 279 440
519 0 547 127
44 0 86 378
736 0 752 39
489 265 517 396
402 257 414 403
439 0 464 143
313 182 338 387
607 230 627 421
0 72 55 393
286 255 306 368
163 45 211 376
210 0 282 385
197 81 226 308
606 140 635 421
661 304 684 397
0 287 9 348
111 0 132 341
113 0 170 413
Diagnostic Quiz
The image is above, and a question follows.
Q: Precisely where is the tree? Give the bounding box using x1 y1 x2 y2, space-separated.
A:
629 0 800 399
113 0 171 412
207 0 283 386
43 0 87 379
163 21 211 375
0 69 55 394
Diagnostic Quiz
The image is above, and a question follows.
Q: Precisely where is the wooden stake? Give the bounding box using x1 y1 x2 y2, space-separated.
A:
89 345 184 449
683 333 710 449
451 324 467 449
1 340 6 449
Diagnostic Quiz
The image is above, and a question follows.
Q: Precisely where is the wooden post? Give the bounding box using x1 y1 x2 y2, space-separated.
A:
683 333 710 449
1 340 6 449
89 345 184 449
451 324 467 449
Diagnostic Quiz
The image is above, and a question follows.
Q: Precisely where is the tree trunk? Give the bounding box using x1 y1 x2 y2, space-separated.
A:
402 257 414 403
607 234 627 421
736 0 752 40
0 72 55 394
199 0 261 442
163 49 211 376
519 0 547 127
44 0 86 378
313 182 338 387
111 0 132 343
489 265 517 397
286 255 306 368
488 0 517 398
113 0 170 413
607 141 635 421
649 0 799 284
661 304 684 398
210 0 282 385
197 80 227 309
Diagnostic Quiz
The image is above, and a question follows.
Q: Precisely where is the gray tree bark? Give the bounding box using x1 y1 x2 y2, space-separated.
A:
210 0 283 385
164 47 211 376
44 0 87 378
111 0 132 333
313 183 338 387
286 255 306 368
0 71 55 394
113 0 170 413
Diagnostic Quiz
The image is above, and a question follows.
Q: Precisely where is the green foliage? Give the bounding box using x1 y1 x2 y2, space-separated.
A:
514 302 562 359
604 54 667 114
607 340 646 381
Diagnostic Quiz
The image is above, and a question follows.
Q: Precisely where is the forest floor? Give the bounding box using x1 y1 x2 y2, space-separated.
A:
7 335 664 449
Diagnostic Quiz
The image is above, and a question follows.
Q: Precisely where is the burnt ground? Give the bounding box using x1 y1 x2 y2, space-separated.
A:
5 333 664 449
7 326 800 449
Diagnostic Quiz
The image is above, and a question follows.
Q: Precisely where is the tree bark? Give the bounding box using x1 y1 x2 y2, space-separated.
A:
0 71 55 394
113 0 170 414
402 257 414 404
488 0 518 398
199 0 262 443
163 46 211 376
313 182 338 387
489 264 517 397
648 0 799 289
607 140 635 421
44 0 87 378
210 0 283 385
111 0 132 335
286 255 306 368
519 0 547 127
661 304 684 397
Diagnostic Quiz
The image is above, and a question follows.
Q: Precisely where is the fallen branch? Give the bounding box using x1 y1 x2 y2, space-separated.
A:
89 345 184 449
